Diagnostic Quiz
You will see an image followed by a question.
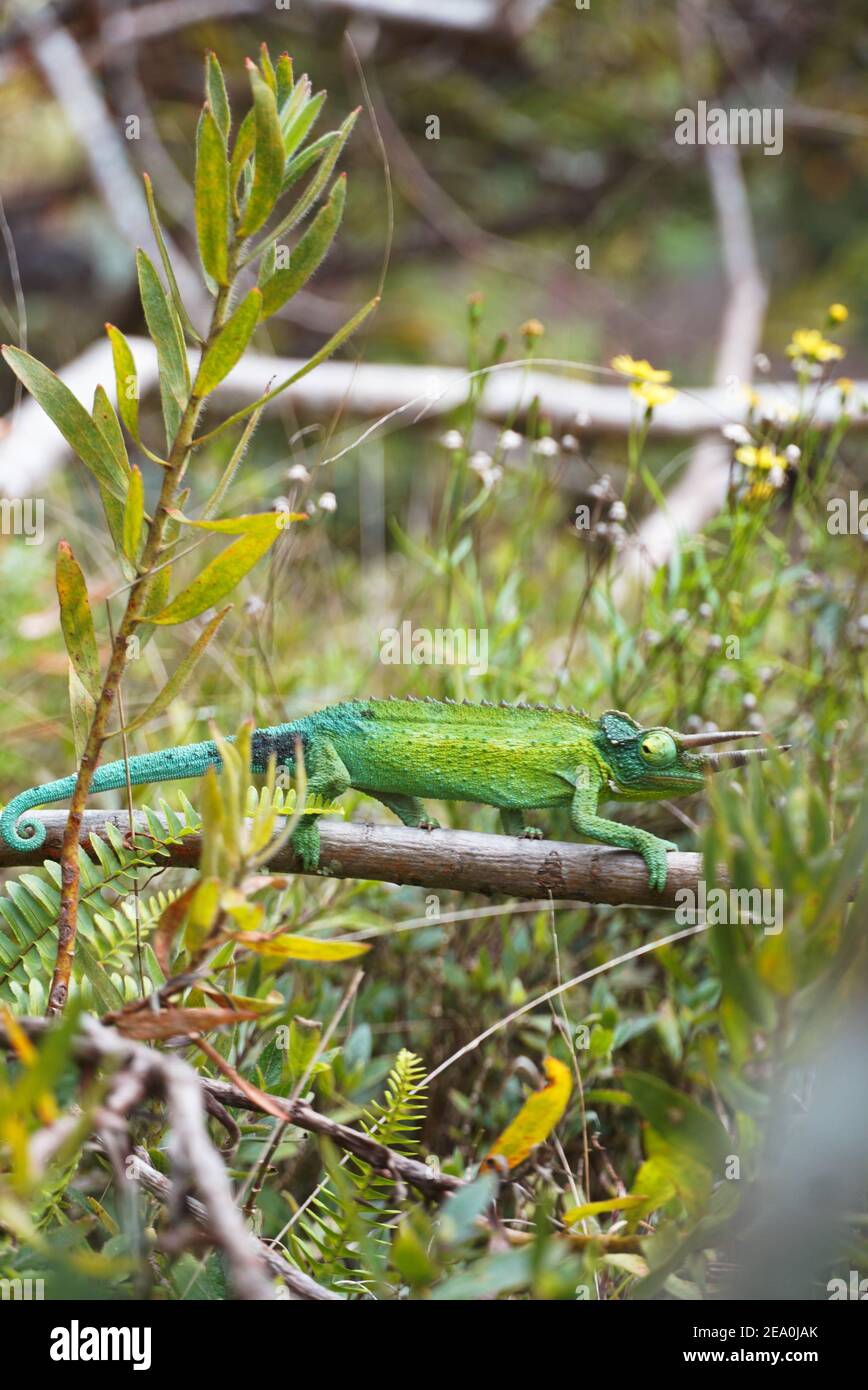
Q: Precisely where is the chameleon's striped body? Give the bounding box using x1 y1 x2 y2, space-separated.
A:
1 697 774 890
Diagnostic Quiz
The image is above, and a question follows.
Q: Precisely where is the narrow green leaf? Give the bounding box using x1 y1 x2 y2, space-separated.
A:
282 108 357 228
258 42 276 93
280 130 339 195
2 347 127 502
92 384 130 477
229 108 255 212
206 51 231 142
105 324 139 440
243 934 370 962
149 516 291 625
283 88 326 161
199 406 263 521
68 664 95 764
143 173 202 344
276 53 294 110
277 75 310 141
123 608 231 733
168 510 306 535
257 241 276 290
137 250 188 449
56 541 102 702
193 289 261 397
123 466 145 564
93 386 134 575
195 107 231 287
238 61 284 237
260 175 346 320
245 109 357 267
192 295 379 447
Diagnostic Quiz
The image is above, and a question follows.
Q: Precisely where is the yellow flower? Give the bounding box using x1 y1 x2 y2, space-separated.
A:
611 354 672 384
835 377 853 399
631 381 676 410
734 445 786 471
828 303 848 323
743 386 761 411
744 480 776 506
521 318 545 340
786 328 844 364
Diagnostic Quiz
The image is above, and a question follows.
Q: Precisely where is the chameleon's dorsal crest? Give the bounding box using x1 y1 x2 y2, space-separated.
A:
600 710 642 745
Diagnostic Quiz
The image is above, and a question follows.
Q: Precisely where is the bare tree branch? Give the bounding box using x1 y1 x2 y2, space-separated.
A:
619 141 768 588
0 807 724 908
1 333 859 495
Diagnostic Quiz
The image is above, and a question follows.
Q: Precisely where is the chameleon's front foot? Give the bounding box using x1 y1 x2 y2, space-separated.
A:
520 826 544 841
418 816 440 832
639 834 679 892
291 820 321 873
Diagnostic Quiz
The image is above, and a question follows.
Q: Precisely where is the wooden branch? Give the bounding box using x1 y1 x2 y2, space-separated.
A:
124 1146 343 1300
2 1015 463 1204
2 333 862 495
619 142 768 588
0 808 717 909
200 1078 462 1200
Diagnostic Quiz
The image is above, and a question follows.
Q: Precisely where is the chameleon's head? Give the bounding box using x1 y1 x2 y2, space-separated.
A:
596 710 789 800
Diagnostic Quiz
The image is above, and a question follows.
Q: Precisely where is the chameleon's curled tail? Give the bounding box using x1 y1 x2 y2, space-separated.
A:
0 739 223 852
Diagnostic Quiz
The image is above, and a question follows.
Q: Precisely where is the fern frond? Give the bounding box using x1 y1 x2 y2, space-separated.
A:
243 785 346 817
286 1049 427 1294
0 800 197 1011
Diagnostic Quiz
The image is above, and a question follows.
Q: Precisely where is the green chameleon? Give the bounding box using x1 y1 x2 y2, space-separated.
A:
0 698 784 890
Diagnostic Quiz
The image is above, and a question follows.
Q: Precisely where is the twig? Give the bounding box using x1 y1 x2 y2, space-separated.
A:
3 333 858 494
0 807 727 909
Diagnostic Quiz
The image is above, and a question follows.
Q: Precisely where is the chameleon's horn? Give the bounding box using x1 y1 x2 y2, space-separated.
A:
702 744 791 771
678 729 761 747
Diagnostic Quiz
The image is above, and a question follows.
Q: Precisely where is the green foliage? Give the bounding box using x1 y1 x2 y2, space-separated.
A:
0 799 198 1011
287 1049 427 1294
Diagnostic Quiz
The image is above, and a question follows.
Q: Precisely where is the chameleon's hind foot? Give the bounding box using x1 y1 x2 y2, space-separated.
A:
418 816 440 831
520 826 544 840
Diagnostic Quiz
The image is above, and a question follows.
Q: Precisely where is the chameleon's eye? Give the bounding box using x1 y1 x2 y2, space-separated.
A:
640 731 677 766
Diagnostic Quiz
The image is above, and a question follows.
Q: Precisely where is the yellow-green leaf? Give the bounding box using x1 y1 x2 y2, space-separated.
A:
283 86 326 160
92 385 133 571
168 509 305 535
621 1071 730 1171
105 324 139 440
258 42 277 93
238 61 284 237
195 106 230 287
564 1194 648 1225
68 664 94 764
482 1056 572 1172
56 541 102 702
260 175 346 320
193 289 262 397
242 934 370 962
2 346 127 502
122 607 231 733
192 294 379 447
275 52 294 109
92 383 130 477
148 515 290 625
122 465 144 564
136 250 189 448
143 173 201 343
206 51 231 143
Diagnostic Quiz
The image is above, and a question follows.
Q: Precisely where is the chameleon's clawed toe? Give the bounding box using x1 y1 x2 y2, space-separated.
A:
418 817 440 832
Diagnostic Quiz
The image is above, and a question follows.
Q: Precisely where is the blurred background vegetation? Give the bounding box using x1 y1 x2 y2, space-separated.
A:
0 0 866 1301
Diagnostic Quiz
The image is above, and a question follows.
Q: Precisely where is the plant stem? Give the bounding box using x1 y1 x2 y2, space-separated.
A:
48 281 234 1014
